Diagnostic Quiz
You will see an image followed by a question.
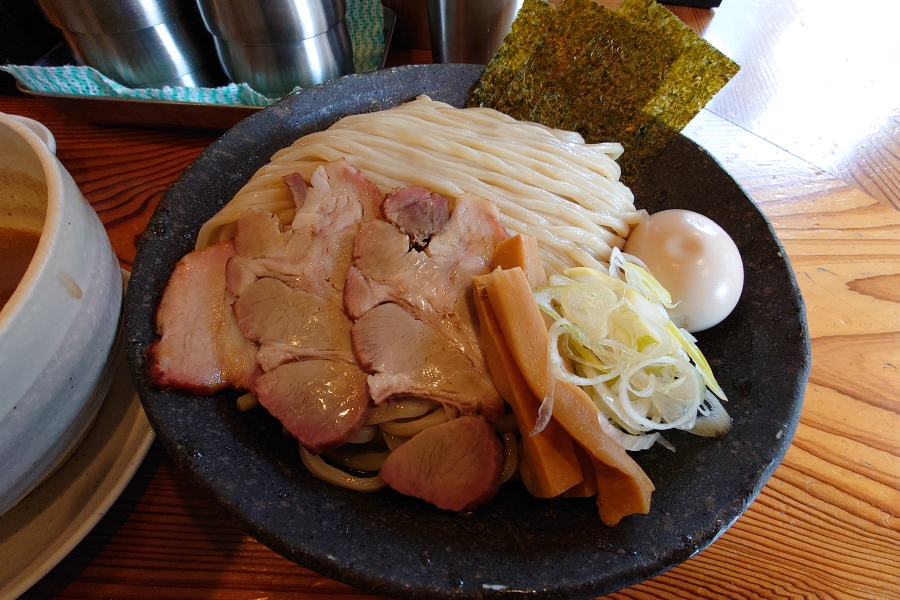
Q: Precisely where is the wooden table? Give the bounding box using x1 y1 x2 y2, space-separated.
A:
3 0 898 597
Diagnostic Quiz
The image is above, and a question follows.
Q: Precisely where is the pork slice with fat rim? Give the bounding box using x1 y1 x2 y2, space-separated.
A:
379 416 503 511
346 191 506 419
148 240 260 394
381 186 450 248
351 301 503 420
255 359 370 454
233 277 355 372
343 219 447 320
427 192 510 294
230 161 383 306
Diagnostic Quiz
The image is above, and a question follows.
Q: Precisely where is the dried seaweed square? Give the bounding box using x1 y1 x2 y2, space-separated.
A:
468 0 739 182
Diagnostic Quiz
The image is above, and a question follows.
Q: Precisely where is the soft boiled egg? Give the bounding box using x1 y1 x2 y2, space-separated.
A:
623 209 743 333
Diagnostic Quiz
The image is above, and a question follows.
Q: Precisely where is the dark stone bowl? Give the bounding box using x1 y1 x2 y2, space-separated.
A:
124 64 811 600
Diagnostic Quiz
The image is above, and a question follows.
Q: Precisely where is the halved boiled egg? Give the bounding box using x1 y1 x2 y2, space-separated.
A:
623 209 743 333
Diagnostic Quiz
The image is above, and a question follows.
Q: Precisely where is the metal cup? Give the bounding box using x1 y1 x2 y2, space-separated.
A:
426 0 524 64
36 0 224 89
65 22 222 88
211 21 354 96
36 0 184 34
196 0 354 95
195 0 346 45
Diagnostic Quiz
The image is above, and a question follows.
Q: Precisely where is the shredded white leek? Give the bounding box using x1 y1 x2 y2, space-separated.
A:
534 247 731 450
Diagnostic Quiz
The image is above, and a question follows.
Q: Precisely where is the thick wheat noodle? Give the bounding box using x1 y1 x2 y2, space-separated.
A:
268 144 629 260
194 97 643 273
328 107 627 178
360 123 628 206
318 117 633 208
295 129 631 215
321 447 391 472
377 408 449 437
538 247 572 277
273 109 628 193
499 432 520 484
499 214 611 270
381 432 408 452
336 103 580 145
347 425 377 444
277 132 635 237
298 445 387 491
364 399 439 426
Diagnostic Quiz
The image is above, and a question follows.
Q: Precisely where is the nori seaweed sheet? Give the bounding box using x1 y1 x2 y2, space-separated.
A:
467 0 556 109
467 0 739 183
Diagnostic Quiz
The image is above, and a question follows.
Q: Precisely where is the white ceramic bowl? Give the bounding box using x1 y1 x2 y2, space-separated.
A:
0 112 123 517
9 115 57 155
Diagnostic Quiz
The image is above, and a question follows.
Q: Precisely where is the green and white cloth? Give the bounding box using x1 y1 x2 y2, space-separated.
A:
348 0 386 73
0 63 281 106
1 0 384 107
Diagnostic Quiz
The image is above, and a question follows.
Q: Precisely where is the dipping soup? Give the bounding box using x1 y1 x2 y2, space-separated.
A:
0 167 46 310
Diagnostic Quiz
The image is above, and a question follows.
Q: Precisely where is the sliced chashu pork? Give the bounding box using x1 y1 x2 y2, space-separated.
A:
346 193 508 420
255 359 369 455
233 277 370 452
379 416 503 511
148 240 259 394
381 186 450 248
352 302 499 415
225 164 383 453
233 277 355 371
225 160 382 306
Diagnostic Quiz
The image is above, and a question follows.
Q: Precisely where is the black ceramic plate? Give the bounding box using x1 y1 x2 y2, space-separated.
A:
124 64 811 600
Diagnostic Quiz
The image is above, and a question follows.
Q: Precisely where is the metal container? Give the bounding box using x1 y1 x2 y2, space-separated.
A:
35 0 225 89
195 0 345 45
427 0 523 64
211 20 354 96
64 22 223 88
36 0 183 34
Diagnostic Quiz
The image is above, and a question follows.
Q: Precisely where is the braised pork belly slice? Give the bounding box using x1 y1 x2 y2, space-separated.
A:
227 160 383 307
381 186 450 248
255 359 370 454
343 219 447 319
346 193 507 420
224 254 258 297
233 277 354 372
352 303 501 416
379 416 502 512
148 240 259 394
233 208 291 259
427 193 510 290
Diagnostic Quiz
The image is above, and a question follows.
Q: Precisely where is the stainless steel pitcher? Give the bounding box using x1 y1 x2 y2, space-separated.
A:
426 0 524 64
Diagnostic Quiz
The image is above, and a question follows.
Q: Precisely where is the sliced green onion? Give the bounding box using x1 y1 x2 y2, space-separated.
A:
535 249 731 451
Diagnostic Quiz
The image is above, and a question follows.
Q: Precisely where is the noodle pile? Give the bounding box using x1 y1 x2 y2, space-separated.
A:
196 96 646 275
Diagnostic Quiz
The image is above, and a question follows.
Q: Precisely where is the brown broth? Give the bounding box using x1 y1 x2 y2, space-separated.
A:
0 227 41 310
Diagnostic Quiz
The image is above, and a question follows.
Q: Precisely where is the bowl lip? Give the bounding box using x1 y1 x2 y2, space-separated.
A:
0 112 65 330
9 115 57 155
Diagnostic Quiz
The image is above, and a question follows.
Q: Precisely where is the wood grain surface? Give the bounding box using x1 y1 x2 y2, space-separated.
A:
2 0 899 598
